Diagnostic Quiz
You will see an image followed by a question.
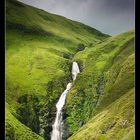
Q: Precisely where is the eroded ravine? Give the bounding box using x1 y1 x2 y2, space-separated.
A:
51 62 80 140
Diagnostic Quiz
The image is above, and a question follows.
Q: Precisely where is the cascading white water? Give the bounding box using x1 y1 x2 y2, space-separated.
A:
51 62 80 140
72 62 80 81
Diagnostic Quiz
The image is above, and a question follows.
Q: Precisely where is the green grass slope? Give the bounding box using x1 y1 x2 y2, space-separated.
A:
68 88 134 140
6 0 109 46
6 0 109 139
6 103 44 140
65 30 135 138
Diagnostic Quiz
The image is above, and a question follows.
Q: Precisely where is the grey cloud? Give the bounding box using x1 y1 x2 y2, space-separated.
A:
18 0 135 35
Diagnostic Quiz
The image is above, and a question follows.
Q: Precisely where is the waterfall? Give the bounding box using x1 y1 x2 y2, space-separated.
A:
51 62 80 140
72 62 80 81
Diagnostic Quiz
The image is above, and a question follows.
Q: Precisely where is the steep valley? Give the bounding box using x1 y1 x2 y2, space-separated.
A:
6 0 135 140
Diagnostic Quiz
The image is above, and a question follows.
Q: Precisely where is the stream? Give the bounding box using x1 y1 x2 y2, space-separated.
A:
51 62 80 140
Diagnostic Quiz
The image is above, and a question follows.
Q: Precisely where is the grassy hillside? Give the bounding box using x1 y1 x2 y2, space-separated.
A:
6 0 109 45
68 88 134 140
6 103 44 140
6 0 109 139
65 30 135 139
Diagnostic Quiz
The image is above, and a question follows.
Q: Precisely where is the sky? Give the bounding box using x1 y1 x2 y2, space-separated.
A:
18 0 135 35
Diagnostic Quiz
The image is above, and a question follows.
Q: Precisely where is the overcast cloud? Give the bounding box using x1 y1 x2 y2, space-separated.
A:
18 0 135 35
